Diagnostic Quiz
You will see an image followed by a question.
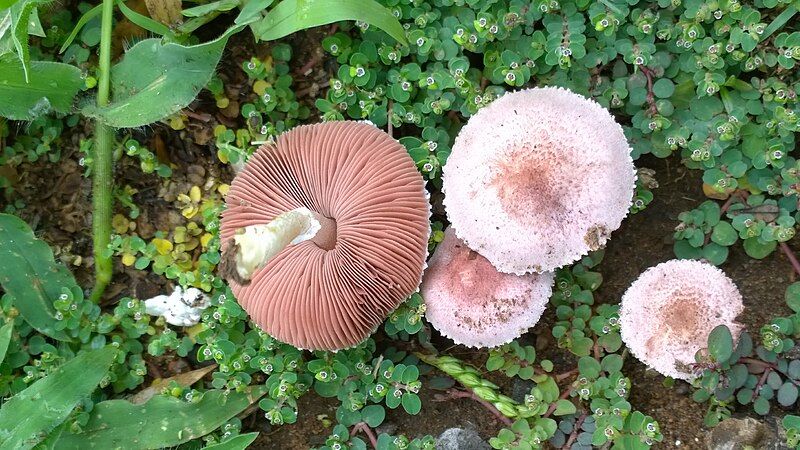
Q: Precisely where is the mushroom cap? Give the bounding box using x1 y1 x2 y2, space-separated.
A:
442 87 636 274
421 228 554 348
220 121 430 351
619 259 744 380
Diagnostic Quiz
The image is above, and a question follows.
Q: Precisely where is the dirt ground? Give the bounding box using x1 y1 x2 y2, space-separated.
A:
4 25 797 450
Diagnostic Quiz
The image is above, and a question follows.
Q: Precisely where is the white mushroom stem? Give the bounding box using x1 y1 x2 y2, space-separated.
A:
233 207 321 280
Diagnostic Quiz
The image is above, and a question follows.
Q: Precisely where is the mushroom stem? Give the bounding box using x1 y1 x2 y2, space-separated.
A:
232 207 321 281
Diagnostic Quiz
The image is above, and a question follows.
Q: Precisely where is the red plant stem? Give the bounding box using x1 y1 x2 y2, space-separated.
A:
562 413 588 450
780 242 800 278
544 388 573 418
436 389 514 427
556 368 579 382
639 66 658 116
740 357 777 369
754 367 772 395
387 101 394 138
351 422 378 449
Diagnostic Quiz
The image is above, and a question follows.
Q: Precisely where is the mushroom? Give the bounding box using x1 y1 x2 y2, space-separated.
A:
619 259 744 380
219 121 430 351
442 87 636 275
420 228 554 348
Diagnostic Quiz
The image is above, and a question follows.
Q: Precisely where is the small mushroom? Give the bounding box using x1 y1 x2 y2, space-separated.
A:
220 121 430 351
421 228 554 348
443 87 636 274
619 259 744 380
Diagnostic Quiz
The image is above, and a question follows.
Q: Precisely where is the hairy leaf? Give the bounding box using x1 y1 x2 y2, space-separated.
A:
252 0 407 45
84 27 240 127
55 386 267 449
0 213 77 340
0 346 117 450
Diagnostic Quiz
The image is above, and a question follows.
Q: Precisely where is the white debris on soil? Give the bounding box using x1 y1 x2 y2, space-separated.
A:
144 286 210 326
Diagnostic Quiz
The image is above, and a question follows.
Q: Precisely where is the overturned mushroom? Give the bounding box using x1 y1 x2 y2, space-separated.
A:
443 87 636 275
220 121 430 351
421 228 554 348
619 259 744 380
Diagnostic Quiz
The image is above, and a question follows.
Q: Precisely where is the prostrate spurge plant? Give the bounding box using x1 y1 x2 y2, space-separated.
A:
1 0 799 447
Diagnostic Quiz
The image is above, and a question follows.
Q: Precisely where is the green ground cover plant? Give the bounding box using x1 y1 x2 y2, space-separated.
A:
0 0 799 448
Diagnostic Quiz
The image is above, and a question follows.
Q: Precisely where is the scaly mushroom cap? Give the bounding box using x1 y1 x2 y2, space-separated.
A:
220 121 430 351
443 87 636 274
421 228 554 348
620 259 744 380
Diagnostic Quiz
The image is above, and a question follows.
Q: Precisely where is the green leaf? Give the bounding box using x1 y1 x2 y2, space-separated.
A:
786 282 800 312
1 0 40 82
553 399 576 416
0 346 117 450
361 405 385 427
652 78 675 98
711 221 737 246
202 432 259 450
702 242 729 265
0 213 76 341
784 414 800 430
486 354 505 371
116 0 173 37
59 4 101 53
708 325 733 362
0 56 82 120
85 26 242 127
753 396 770 415
183 0 240 17
778 382 799 407
0 321 12 366
235 0 274 24
743 238 776 259
0 0 22 9
252 0 408 46
401 393 421 415
55 387 267 449
578 356 601 379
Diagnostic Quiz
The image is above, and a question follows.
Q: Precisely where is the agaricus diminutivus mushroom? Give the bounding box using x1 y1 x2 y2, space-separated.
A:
420 228 554 348
619 259 744 380
219 121 430 351
443 87 636 275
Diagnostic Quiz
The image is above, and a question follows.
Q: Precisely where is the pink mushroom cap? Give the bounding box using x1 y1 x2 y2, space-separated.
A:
421 228 554 348
220 121 430 351
620 259 744 380
442 87 636 274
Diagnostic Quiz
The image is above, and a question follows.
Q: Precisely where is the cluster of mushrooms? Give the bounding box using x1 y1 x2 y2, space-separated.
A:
219 87 745 382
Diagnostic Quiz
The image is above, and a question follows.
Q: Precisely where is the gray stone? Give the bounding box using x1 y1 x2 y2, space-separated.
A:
706 417 785 450
510 378 535 403
436 428 490 450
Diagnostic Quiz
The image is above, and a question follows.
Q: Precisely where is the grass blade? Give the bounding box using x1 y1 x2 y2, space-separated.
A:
0 322 12 366
116 0 173 37
58 4 101 53
0 346 117 450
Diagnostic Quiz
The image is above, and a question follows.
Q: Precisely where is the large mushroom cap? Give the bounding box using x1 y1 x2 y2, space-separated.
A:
620 259 744 380
220 121 430 351
421 228 554 348
443 87 636 274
